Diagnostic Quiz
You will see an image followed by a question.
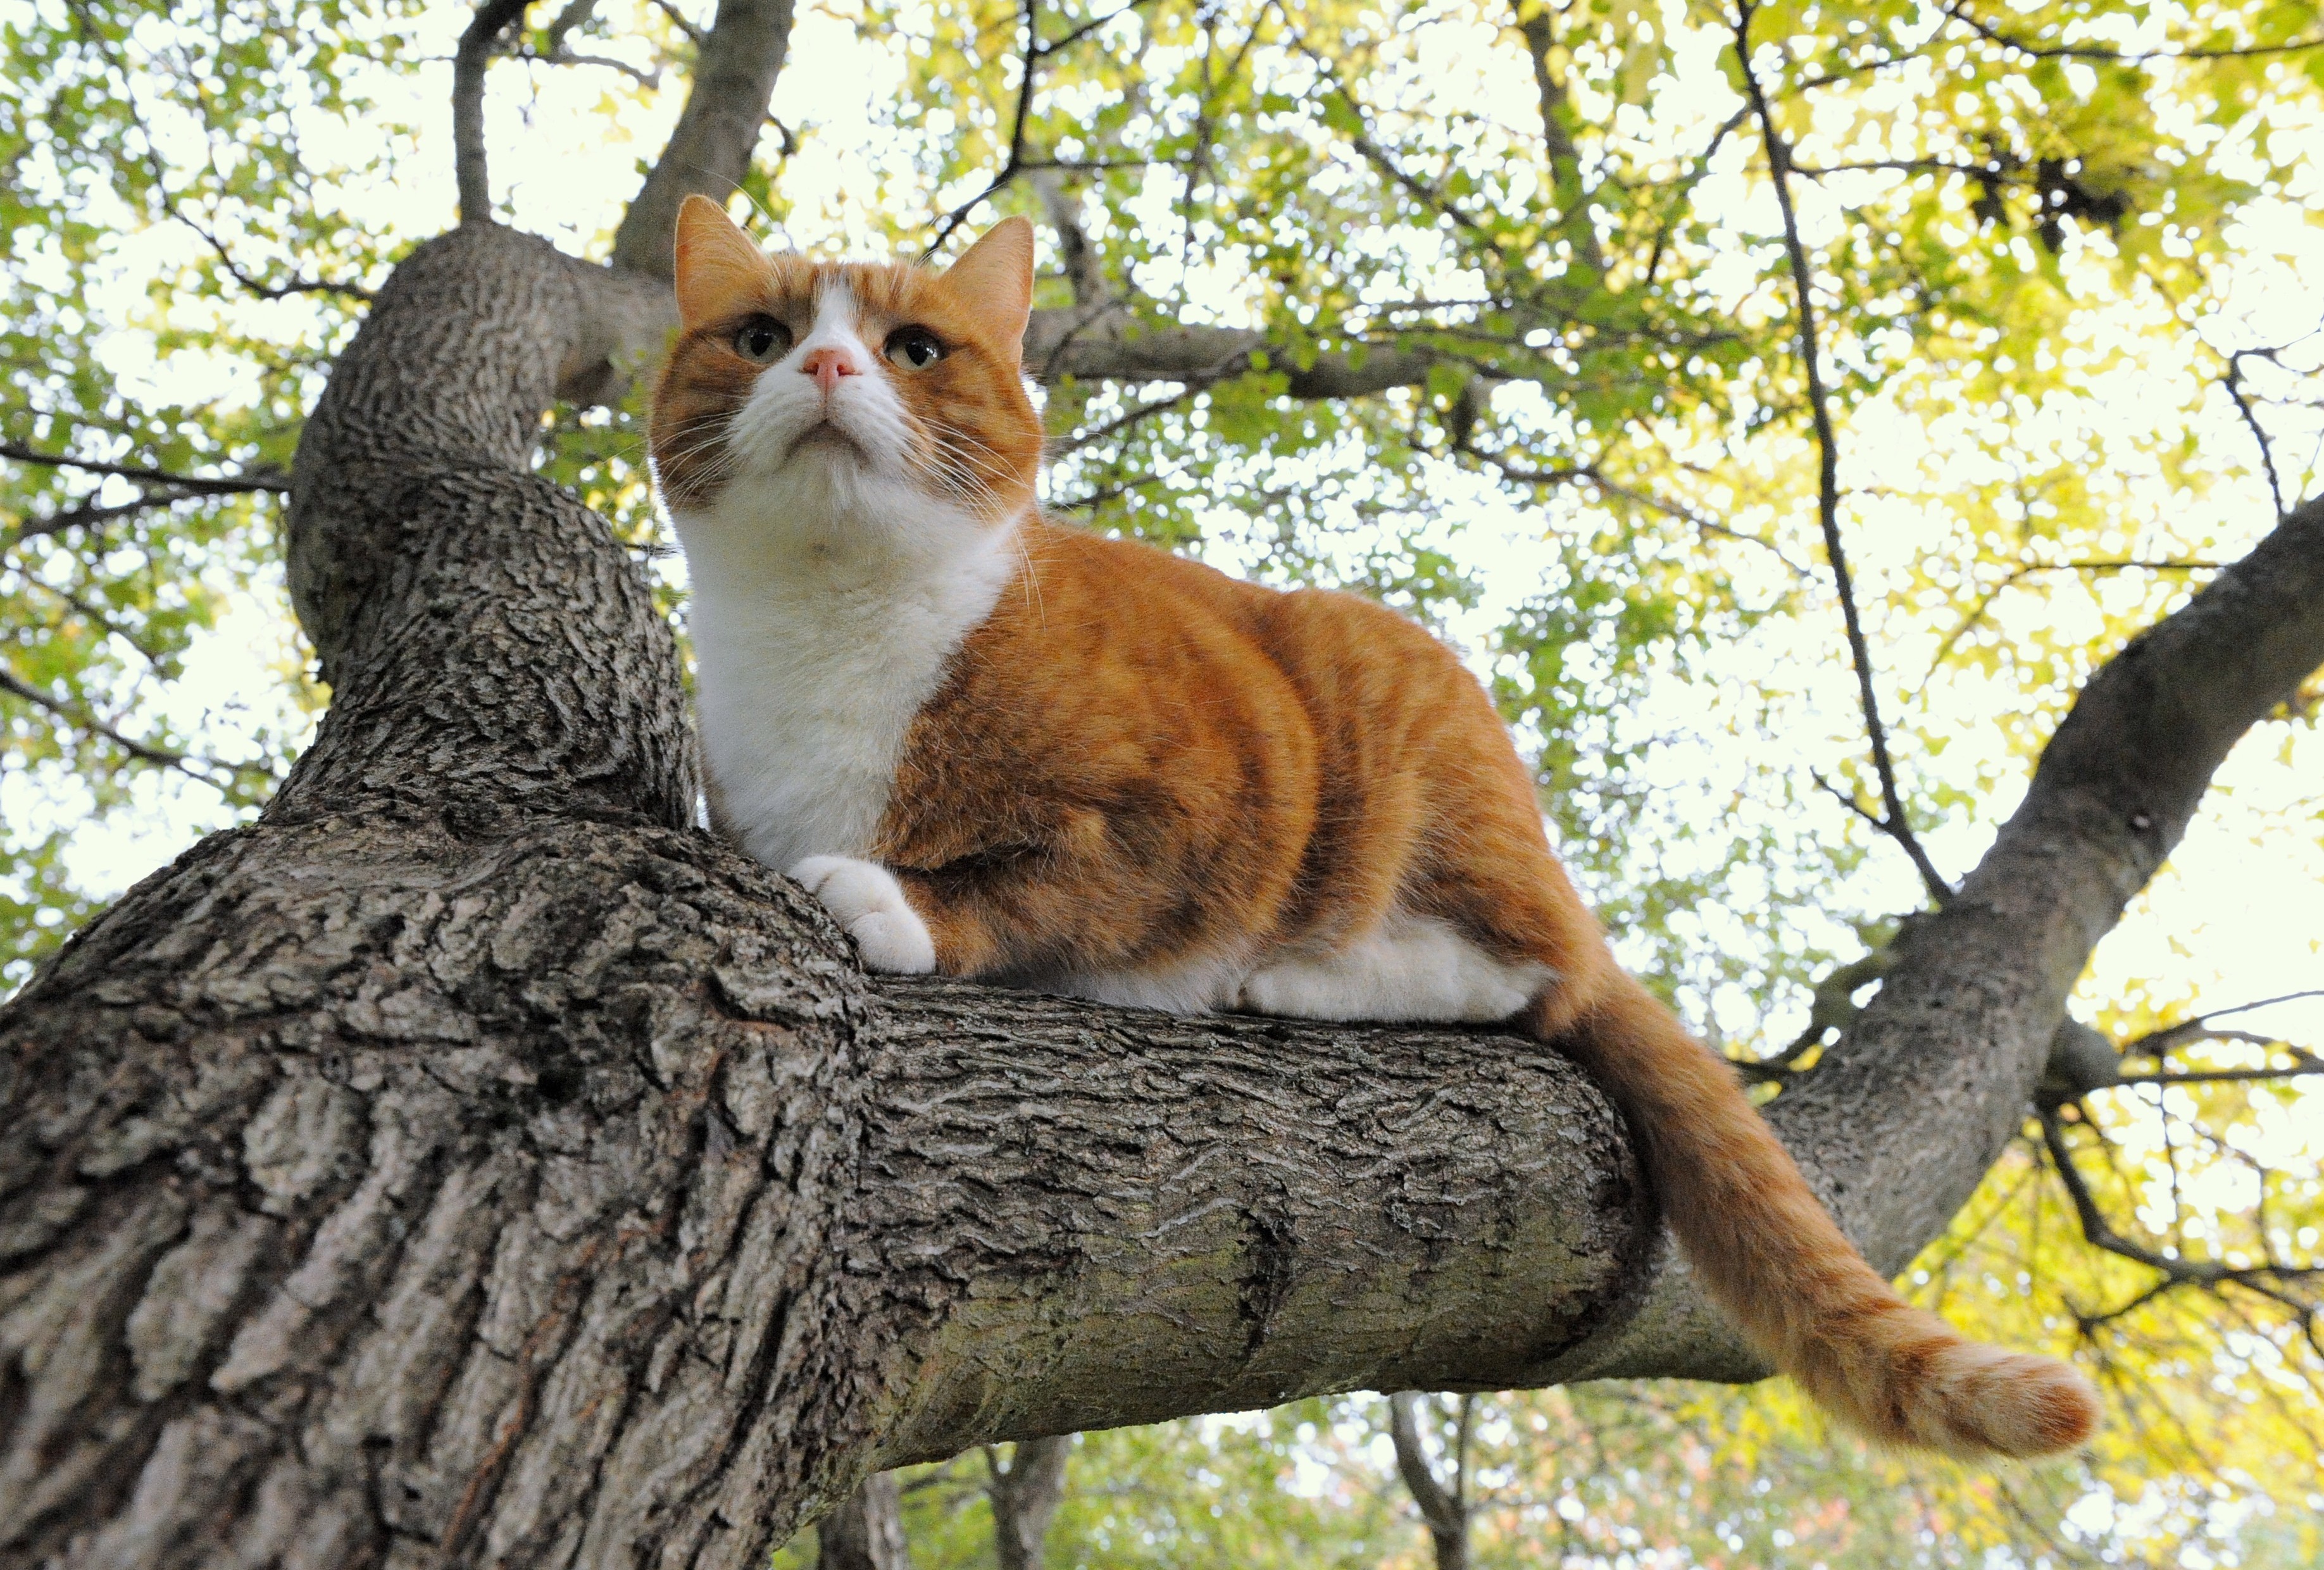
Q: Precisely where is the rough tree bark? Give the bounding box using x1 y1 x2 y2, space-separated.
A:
4 7 2324 1566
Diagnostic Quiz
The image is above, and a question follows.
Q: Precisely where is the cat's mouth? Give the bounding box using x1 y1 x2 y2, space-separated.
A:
788 419 868 463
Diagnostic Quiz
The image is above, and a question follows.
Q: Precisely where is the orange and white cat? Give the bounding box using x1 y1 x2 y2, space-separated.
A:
650 194 2100 1460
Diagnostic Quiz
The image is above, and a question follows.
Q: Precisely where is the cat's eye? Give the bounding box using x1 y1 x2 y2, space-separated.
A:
731 315 791 364
884 327 945 371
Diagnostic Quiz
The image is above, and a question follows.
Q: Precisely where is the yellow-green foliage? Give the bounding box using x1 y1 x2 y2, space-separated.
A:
5 1 2318 1559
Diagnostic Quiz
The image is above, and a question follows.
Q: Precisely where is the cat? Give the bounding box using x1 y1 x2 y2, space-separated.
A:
649 193 2100 1460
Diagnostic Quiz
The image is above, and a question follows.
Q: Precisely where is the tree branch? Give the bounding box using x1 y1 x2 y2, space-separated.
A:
1388 1393 1461 1534
1 444 289 547
1734 2 1951 908
166 202 375 302
1022 304 1439 396
0 440 290 495
1923 559 2223 679
2124 988 2324 1059
1508 0 1606 277
816 1473 911 1570
2042 1110 2320 1300
1030 170 1106 308
925 0 1042 255
609 0 797 276
984 1436 1070 1570
1561 487 2324 1384
540 0 599 54
1470 447 1809 574
453 0 534 223
648 0 708 48
0 666 270 790
2226 346 2292 518
1940 3 2324 64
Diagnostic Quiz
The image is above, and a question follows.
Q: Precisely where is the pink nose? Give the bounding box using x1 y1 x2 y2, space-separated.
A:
800 347 857 394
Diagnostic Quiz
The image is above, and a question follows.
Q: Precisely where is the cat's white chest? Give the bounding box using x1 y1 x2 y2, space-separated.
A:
675 492 1018 874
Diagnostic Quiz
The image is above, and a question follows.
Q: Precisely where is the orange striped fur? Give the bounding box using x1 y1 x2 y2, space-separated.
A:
650 195 2099 1460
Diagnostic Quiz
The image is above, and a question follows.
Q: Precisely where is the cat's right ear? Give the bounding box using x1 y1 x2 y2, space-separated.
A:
673 195 768 327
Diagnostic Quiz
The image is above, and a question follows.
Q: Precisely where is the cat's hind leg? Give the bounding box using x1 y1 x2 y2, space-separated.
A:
1234 913 1549 1024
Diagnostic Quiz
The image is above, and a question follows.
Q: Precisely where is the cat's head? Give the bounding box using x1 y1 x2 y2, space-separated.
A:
650 196 1042 540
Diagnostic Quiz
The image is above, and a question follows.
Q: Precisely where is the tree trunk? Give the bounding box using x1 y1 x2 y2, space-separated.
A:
815 1475 909 1570
986 1437 1071 1570
3 204 2321 1567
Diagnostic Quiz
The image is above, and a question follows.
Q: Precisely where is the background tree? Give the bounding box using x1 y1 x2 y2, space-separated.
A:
3 0 2321 1564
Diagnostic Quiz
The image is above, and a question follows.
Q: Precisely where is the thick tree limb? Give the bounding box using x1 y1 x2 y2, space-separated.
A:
609 0 797 278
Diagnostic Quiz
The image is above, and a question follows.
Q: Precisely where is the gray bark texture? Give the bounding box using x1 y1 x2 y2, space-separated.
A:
814 1474 909 1570
4 147 2324 1570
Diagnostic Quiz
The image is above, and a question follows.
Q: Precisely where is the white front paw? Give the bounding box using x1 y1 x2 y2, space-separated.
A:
787 855 937 975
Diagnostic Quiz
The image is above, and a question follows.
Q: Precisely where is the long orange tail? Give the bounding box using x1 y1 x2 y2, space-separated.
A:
1542 973 2099 1458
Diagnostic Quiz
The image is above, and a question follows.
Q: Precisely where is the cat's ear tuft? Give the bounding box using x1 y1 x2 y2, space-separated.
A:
939 216 1035 355
673 195 768 327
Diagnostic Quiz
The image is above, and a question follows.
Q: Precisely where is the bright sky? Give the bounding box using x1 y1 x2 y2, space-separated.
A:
29 0 2322 1111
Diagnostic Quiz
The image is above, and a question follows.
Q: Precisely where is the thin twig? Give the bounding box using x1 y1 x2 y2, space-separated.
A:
1 441 289 495
925 0 1043 254
168 205 374 302
923 0 1168 256
51 9 373 304
5 486 252 548
1299 42 1493 242
518 46 659 87
1735 1 1951 907
2124 989 2324 1058
1049 473 1165 512
0 666 270 788
1809 768 1949 905
1922 559 2222 678
1054 386 1201 454
2042 1108 2321 1305
2225 347 2290 518
1644 106 1750 288
1473 447 1809 576
1032 0 1161 59
1940 2 2324 64
647 0 706 48
2116 1061 2324 1087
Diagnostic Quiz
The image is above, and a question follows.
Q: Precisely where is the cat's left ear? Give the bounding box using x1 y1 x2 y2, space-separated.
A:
939 216 1035 357
673 194 770 327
